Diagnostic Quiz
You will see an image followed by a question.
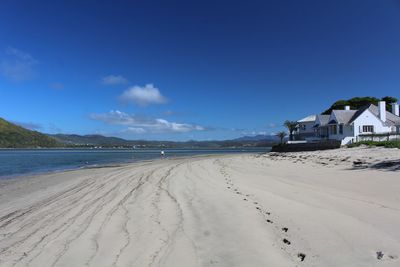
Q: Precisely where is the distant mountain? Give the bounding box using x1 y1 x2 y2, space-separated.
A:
50 133 278 148
0 117 60 148
0 117 277 148
50 134 130 146
234 134 279 142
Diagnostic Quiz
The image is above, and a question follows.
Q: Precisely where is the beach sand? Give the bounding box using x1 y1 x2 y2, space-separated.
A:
0 147 399 266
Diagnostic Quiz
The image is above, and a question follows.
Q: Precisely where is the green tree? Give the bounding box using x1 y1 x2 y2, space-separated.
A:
284 120 298 141
381 96 398 111
322 96 397 114
276 131 287 144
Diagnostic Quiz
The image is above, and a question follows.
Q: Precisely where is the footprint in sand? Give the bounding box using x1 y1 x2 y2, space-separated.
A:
283 239 291 245
282 227 288 232
297 253 306 262
376 251 398 261
376 251 384 260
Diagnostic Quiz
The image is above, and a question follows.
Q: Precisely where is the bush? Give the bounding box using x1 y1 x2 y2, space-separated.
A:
348 140 400 149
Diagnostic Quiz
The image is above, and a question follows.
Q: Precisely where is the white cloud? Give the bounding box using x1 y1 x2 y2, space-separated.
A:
125 127 146 134
0 47 38 81
90 110 204 133
101 75 128 85
120 84 167 106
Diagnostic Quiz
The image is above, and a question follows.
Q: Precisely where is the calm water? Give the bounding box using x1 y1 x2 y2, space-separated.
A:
0 148 269 179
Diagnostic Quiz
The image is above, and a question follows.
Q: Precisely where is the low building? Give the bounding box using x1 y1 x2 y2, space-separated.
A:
295 101 400 145
296 115 317 140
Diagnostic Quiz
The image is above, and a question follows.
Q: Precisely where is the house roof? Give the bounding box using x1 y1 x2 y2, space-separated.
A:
298 115 316 123
313 115 330 127
366 104 400 126
345 104 400 126
330 110 357 124
313 103 400 127
347 105 370 124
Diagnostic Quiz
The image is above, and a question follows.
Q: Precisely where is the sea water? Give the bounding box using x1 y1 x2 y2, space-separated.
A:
0 148 269 179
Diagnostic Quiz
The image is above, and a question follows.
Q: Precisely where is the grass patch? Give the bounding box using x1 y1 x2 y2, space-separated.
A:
348 140 400 149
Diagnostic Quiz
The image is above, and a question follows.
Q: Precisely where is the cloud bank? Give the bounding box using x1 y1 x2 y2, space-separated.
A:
0 47 38 81
90 110 204 133
101 75 128 85
120 84 167 106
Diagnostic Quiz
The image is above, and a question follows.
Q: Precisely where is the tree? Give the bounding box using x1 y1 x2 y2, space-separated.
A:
276 131 287 144
284 120 298 141
382 96 398 111
322 96 398 115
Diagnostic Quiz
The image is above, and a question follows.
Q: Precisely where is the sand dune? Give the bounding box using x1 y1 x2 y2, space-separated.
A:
0 148 399 266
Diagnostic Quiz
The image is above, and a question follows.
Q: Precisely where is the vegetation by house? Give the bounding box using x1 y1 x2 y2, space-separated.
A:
322 96 398 115
276 131 287 144
348 140 400 149
283 120 298 141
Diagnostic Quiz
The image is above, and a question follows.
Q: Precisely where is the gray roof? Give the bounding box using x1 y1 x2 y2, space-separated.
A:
345 104 400 126
314 115 330 127
329 110 357 124
298 115 316 123
367 104 400 126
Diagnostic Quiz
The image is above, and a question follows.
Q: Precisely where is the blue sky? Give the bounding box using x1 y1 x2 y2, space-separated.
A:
1 0 400 140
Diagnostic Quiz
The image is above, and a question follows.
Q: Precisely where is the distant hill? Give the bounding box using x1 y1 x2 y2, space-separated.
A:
233 134 279 142
50 133 277 148
50 134 130 146
0 117 277 148
0 118 60 148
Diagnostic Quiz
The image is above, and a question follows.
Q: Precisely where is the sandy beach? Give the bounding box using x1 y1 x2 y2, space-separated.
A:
0 147 399 267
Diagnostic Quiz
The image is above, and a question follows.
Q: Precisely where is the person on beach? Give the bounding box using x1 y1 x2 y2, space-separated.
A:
160 150 165 158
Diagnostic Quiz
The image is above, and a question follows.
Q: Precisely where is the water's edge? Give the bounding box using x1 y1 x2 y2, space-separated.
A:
0 148 270 180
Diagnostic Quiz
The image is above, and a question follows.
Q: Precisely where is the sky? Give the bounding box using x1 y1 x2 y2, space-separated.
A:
1 0 400 141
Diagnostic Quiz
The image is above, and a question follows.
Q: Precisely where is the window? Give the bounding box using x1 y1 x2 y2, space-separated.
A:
339 124 343 135
362 125 374 133
329 125 337 135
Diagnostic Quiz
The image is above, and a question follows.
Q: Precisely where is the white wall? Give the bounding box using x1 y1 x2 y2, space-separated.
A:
298 121 315 134
352 109 391 138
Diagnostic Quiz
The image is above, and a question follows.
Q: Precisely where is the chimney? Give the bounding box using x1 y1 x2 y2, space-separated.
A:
391 103 399 116
378 101 386 122
344 105 350 110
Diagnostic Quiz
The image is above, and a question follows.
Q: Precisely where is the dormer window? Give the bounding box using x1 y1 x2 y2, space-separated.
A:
362 125 374 133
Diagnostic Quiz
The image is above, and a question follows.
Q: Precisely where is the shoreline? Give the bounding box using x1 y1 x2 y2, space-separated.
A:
0 153 246 184
0 148 399 266
0 148 268 181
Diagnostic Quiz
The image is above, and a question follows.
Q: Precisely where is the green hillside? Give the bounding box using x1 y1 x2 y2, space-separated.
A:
0 118 60 148
50 134 130 146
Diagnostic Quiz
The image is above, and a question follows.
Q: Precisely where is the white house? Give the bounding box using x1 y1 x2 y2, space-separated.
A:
295 101 400 145
297 115 317 140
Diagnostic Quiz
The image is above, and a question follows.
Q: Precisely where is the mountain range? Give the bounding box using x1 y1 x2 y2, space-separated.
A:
0 117 277 148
